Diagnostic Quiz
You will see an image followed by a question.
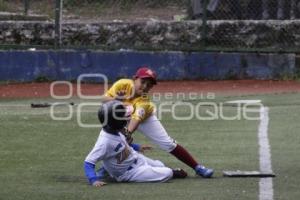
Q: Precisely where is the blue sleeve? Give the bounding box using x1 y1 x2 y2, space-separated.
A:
84 161 99 185
130 143 141 151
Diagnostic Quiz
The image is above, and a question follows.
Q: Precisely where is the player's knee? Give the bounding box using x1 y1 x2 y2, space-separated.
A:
153 160 165 167
159 141 177 152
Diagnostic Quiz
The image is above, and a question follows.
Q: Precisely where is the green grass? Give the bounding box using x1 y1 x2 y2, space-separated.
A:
0 93 300 200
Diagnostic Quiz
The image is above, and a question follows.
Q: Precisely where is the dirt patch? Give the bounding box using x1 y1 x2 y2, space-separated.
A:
154 80 300 95
1 80 300 99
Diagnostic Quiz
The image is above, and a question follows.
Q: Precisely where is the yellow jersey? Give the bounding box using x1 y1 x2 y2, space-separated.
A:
105 79 155 122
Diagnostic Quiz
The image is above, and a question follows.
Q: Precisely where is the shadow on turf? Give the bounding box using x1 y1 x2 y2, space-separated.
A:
54 173 265 186
54 175 87 183
54 175 117 184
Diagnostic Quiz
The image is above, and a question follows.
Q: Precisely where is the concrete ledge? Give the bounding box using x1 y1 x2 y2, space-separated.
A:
0 12 49 21
1 20 300 50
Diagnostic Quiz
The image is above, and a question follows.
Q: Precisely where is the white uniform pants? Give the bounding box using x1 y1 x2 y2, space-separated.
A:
137 115 177 152
117 153 173 182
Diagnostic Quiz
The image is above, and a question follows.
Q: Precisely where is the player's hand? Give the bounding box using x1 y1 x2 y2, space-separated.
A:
92 180 107 188
139 144 153 153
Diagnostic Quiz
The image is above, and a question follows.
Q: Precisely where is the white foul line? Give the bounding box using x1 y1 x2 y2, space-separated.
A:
258 106 273 200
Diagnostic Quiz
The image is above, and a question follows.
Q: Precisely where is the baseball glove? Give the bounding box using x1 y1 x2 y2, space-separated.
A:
121 127 133 144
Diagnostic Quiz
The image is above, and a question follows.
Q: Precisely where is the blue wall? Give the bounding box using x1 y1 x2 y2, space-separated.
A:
0 50 296 82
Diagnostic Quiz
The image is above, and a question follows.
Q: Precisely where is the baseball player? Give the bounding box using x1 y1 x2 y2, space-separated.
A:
84 100 187 187
101 66 214 178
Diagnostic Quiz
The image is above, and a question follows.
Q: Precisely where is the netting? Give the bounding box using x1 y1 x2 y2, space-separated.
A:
0 0 299 52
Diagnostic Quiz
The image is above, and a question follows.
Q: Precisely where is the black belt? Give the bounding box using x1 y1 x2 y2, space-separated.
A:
127 159 137 171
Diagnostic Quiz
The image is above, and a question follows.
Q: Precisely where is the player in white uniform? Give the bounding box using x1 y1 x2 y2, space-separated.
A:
84 100 187 187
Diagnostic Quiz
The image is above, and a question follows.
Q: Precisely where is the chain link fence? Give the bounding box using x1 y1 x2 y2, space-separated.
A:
0 0 55 18
201 0 300 52
61 0 187 21
0 0 299 52
189 0 300 20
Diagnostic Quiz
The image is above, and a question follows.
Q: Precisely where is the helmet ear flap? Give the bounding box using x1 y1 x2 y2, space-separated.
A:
98 100 127 131
110 103 127 130
97 105 105 124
